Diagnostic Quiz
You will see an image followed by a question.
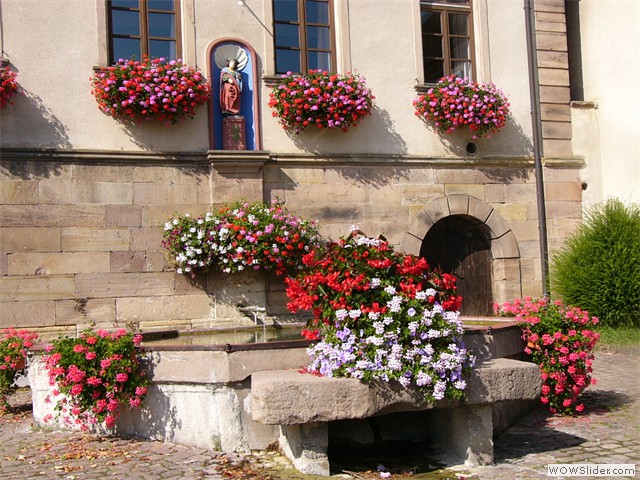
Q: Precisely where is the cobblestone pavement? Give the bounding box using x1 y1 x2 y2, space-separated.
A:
1 347 638 479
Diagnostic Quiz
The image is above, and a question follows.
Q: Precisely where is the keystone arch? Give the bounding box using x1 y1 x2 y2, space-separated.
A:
402 194 523 306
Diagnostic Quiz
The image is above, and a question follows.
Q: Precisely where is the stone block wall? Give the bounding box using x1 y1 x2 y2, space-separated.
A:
0 155 214 339
1 151 584 337
264 156 583 301
535 0 573 158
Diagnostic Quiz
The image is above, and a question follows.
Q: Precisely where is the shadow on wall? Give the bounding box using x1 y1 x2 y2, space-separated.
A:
431 115 533 156
0 87 70 179
289 104 408 156
118 119 209 178
286 105 410 187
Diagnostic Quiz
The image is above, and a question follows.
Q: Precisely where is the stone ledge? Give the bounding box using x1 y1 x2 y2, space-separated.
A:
251 358 541 425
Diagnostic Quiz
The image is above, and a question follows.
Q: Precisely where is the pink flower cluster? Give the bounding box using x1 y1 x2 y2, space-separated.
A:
495 297 600 415
414 75 510 138
268 70 374 133
0 327 38 410
44 328 148 430
0 66 18 109
91 57 211 125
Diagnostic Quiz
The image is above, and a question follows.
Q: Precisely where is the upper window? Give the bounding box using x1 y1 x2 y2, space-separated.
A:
421 0 474 84
107 0 181 64
273 0 335 74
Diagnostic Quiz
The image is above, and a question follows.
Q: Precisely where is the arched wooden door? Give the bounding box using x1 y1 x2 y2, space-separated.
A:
420 216 493 316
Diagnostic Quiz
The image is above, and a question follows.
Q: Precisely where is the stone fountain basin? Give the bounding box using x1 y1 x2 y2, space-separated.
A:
28 319 530 456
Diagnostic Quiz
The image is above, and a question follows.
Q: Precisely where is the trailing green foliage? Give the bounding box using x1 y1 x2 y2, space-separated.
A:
550 198 640 327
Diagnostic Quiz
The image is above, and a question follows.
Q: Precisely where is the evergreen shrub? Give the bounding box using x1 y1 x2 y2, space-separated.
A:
551 198 640 327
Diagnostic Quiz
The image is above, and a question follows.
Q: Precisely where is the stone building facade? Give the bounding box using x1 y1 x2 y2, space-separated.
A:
0 0 605 338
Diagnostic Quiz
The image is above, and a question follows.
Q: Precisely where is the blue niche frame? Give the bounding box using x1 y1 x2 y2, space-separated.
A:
209 39 260 150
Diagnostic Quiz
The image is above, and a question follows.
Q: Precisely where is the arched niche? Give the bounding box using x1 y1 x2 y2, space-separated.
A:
207 39 261 150
402 194 523 308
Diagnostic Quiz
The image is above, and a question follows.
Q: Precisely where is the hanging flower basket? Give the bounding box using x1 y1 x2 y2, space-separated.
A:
268 70 374 134
162 200 321 277
414 75 510 139
90 57 211 125
0 66 18 109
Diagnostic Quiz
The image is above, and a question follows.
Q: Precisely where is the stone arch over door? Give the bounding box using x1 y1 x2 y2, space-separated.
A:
402 195 523 311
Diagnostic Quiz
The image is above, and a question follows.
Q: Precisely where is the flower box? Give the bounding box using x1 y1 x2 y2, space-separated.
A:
268 70 374 133
414 75 510 139
91 57 211 125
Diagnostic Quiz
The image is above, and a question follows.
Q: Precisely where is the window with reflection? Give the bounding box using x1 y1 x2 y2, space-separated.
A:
421 0 474 84
273 0 334 74
107 0 181 64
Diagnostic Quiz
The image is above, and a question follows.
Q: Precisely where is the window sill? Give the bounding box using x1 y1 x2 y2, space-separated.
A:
263 75 285 87
415 83 438 94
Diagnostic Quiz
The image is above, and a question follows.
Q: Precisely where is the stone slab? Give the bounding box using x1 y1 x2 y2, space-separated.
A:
251 359 541 425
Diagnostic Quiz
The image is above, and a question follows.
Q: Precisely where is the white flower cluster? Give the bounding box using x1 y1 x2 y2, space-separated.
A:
307 285 474 402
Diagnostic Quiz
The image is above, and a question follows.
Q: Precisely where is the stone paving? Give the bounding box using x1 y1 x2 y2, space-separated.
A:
0 346 638 479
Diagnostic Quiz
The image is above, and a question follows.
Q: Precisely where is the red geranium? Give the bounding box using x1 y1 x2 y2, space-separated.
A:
0 66 18 109
91 57 211 125
269 70 374 133
414 75 510 139
495 297 600 415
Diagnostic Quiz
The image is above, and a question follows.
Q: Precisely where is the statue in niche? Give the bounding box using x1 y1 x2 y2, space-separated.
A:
214 45 249 150
220 58 242 116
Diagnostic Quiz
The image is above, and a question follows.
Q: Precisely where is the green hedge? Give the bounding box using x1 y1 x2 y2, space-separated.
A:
551 198 640 328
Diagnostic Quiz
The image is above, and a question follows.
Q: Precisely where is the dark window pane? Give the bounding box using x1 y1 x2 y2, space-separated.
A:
307 25 330 49
148 0 174 12
150 39 176 59
112 10 140 36
148 12 175 37
276 48 301 74
306 0 329 24
451 60 472 79
421 11 441 34
423 35 443 58
448 13 469 36
113 37 141 61
450 37 470 59
274 0 298 22
308 51 331 72
424 59 444 84
275 23 300 48
111 0 139 8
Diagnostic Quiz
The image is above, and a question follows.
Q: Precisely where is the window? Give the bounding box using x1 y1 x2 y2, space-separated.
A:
107 0 181 64
421 0 474 84
273 0 334 74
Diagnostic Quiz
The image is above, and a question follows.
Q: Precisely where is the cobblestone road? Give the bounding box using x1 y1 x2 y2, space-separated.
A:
1 347 638 479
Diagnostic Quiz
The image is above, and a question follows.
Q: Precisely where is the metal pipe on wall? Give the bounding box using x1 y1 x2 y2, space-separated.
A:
524 0 550 296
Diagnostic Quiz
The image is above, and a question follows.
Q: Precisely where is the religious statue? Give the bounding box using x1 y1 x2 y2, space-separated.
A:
220 58 242 116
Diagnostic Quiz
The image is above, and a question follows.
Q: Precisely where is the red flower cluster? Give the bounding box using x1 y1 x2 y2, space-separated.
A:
0 327 38 410
0 66 18 109
286 228 461 338
91 57 211 125
44 328 148 430
414 75 510 138
495 297 600 415
268 70 374 133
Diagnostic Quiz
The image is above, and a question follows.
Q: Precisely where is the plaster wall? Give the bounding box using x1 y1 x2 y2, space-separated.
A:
1 0 536 157
574 0 640 206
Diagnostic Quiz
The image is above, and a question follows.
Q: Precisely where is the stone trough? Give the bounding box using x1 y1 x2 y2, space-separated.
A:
28 319 540 476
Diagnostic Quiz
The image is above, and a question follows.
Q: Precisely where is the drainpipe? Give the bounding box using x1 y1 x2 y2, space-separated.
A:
524 0 550 296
